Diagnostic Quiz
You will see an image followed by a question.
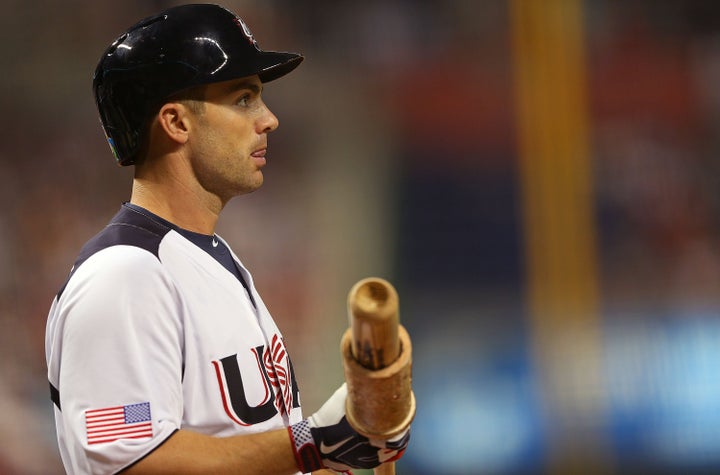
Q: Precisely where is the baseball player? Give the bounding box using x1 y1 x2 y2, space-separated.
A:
44 4 409 474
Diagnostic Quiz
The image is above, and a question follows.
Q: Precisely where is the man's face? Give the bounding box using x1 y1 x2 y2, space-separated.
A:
185 75 279 203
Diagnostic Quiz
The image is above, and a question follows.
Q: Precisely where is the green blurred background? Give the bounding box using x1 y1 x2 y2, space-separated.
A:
2 1 720 474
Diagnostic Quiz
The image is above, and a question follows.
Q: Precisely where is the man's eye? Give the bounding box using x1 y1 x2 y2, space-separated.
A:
237 95 250 106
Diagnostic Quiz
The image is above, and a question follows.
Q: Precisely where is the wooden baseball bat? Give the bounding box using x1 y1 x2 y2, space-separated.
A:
341 278 416 475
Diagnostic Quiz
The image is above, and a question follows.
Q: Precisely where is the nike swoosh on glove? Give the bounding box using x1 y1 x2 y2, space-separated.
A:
288 383 410 473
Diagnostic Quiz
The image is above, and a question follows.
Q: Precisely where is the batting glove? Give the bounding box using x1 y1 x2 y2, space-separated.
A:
288 383 410 474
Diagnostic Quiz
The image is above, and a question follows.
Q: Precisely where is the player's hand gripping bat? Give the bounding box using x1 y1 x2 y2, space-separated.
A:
342 278 416 475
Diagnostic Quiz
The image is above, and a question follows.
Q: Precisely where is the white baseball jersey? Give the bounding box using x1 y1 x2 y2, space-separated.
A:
45 203 303 474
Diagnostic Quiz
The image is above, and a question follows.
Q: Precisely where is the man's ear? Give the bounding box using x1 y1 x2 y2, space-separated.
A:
157 102 191 145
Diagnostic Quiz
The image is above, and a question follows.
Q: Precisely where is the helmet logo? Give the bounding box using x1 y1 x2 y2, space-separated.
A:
234 17 258 47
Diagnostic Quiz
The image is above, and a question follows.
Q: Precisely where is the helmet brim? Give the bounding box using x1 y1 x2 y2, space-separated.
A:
256 52 304 83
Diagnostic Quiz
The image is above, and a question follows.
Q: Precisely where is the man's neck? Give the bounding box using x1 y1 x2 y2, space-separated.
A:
130 177 221 235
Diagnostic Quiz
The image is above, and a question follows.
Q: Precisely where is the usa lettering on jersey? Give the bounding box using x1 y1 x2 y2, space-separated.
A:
212 334 300 425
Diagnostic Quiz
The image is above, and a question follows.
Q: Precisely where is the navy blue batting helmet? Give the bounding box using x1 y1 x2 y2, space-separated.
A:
93 4 303 165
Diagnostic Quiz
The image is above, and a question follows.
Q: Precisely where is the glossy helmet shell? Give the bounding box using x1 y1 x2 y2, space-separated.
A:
93 3 303 165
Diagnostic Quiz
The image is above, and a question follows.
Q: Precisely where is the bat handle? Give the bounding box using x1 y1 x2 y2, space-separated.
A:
374 462 396 475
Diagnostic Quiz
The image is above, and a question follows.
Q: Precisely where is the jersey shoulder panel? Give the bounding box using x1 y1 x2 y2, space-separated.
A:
57 205 172 298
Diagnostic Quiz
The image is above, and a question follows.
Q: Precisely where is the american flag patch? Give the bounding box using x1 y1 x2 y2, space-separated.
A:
85 402 153 445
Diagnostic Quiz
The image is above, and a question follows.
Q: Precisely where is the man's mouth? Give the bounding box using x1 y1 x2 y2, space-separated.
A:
251 147 267 166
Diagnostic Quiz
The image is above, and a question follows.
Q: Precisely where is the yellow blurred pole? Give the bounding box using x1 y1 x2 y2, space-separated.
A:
509 0 612 474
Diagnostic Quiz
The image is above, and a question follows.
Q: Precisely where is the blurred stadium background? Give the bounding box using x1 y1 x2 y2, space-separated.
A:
2 1 720 474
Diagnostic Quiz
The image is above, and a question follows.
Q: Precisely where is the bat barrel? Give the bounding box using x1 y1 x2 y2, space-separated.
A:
341 325 415 439
348 278 400 370
343 277 416 440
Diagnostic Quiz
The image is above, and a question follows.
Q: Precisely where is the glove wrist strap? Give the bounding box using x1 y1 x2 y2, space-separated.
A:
288 420 323 474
